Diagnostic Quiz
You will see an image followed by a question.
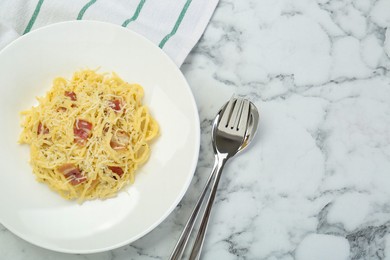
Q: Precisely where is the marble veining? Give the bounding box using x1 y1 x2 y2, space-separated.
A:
2 0 390 259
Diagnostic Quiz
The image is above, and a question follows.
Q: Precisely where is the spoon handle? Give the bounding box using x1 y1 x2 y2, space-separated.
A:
169 158 219 260
189 156 227 260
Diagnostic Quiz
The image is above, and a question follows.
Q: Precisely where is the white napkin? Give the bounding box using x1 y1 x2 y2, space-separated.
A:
0 0 218 66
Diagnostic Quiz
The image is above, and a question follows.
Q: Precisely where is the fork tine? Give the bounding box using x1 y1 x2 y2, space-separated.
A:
228 98 244 130
237 100 250 133
219 97 236 128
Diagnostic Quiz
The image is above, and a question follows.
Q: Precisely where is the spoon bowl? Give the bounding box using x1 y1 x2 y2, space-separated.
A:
240 101 259 152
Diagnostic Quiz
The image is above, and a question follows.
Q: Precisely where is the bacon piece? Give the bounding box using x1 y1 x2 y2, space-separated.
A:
108 99 122 111
57 107 67 112
74 119 93 145
57 163 86 185
110 131 130 150
37 122 49 135
108 166 124 178
65 91 77 101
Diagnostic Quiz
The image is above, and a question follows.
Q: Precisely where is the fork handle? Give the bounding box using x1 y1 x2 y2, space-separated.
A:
168 157 220 260
189 155 227 260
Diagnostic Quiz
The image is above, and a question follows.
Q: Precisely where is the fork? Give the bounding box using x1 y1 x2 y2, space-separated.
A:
169 97 252 260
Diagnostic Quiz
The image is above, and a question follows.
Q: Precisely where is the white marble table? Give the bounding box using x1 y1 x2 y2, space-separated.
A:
2 0 390 259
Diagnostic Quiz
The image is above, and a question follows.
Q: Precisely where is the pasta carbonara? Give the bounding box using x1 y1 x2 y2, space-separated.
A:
19 70 159 202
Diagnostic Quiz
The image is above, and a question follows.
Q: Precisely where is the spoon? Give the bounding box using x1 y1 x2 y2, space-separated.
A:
169 97 259 260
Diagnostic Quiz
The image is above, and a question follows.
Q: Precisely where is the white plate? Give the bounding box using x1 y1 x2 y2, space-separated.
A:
0 21 199 253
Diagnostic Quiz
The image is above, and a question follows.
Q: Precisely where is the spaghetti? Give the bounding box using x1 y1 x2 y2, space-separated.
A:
19 70 159 202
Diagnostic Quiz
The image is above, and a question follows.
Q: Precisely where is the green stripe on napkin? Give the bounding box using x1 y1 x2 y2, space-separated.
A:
77 0 98 20
159 0 192 48
122 0 146 27
23 0 44 34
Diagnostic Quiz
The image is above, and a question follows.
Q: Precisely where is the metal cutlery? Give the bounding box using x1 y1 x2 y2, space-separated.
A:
169 97 259 260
